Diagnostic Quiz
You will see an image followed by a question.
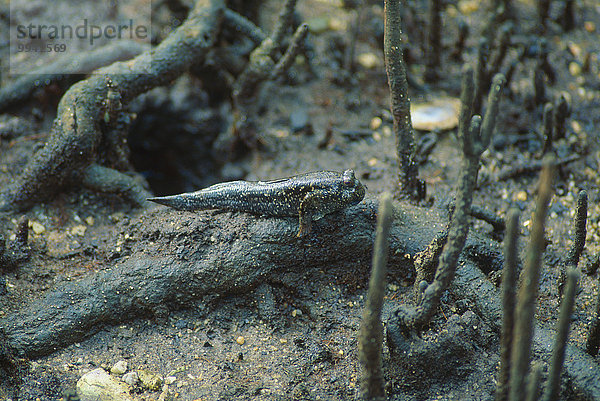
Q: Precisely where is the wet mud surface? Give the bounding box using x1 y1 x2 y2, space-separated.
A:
1 0 600 400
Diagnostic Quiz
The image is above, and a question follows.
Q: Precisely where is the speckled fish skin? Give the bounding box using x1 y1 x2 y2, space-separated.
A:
148 169 366 236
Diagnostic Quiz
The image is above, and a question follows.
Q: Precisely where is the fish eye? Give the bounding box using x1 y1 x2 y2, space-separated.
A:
342 169 355 187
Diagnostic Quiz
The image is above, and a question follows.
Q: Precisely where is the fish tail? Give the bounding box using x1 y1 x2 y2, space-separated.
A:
148 191 207 211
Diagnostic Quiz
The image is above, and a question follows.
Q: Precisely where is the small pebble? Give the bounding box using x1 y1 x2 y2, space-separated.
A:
85 216 95 226
446 5 458 17
411 98 461 131
165 376 176 385
110 360 128 376
306 16 329 34
516 191 528 202
458 0 479 14
138 369 163 391
291 309 302 317
328 18 346 31
569 62 582 77
585 21 596 33
568 42 582 58
571 120 582 134
77 368 132 400
564 192 575 203
122 371 139 386
236 336 245 345
368 158 378 167
158 386 172 401
369 117 382 130
31 221 45 235
357 53 379 69
71 225 87 237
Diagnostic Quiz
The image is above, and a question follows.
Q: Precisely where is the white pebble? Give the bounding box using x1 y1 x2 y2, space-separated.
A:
110 360 128 375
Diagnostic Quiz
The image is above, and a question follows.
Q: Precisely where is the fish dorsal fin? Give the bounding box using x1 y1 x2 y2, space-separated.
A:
257 177 289 185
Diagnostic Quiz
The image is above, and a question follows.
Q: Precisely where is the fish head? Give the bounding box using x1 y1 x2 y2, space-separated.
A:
341 169 366 205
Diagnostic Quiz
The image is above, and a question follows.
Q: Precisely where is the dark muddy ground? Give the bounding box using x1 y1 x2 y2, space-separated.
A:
1 0 600 400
